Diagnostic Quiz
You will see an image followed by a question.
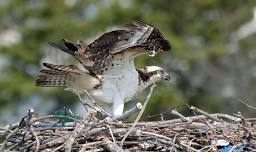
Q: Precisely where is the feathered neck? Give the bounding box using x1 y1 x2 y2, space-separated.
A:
137 70 161 93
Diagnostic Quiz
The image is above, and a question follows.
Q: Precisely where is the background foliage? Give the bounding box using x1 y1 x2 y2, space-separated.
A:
0 0 256 123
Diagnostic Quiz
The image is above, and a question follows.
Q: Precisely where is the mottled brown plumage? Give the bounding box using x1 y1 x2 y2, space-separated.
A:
36 20 171 116
49 20 171 75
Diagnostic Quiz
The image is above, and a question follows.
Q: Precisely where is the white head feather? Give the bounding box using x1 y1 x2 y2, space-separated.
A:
145 66 163 73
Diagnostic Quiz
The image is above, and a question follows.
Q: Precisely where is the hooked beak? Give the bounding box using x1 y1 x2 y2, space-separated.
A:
162 72 170 81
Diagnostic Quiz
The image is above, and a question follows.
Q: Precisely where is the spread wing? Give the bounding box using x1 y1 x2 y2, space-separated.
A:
36 63 100 92
110 20 154 53
49 20 170 74
49 39 95 67
87 20 154 54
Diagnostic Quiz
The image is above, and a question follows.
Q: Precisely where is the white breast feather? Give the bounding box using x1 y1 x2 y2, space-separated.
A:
89 53 139 104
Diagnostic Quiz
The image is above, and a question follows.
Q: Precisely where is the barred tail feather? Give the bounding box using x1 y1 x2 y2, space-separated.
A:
36 63 100 91
40 69 65 75
36 74 67 87
36 63 80 87
42 63 79 72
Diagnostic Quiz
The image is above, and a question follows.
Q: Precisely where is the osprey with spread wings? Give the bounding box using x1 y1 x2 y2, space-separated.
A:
36 20 171 116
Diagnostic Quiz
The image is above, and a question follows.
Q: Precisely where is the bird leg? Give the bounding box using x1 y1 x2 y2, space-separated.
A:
83 90 111 117
76 92 94 111
112 94 125 116
67 88 93 111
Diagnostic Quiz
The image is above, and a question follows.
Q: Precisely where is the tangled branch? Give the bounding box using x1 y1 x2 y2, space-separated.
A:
0 105 256 151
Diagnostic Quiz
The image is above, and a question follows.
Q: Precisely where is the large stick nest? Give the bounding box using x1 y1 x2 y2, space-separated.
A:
0 106 255 152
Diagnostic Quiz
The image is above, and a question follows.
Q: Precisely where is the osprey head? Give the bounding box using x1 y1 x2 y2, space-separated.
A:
144 28 171 57
138 66 170 82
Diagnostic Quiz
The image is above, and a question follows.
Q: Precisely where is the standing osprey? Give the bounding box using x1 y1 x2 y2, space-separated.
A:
36 20 171 116
37 64 170 115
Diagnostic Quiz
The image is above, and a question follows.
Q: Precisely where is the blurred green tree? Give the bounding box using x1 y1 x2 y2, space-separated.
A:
1 0 256 122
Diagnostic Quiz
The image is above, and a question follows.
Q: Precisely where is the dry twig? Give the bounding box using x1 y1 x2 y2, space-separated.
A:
120 84 157 147
0 105 255 151
239 99 256 111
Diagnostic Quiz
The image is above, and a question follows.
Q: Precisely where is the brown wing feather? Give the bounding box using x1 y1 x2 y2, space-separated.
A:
49 39 94 67
88 30 130 52
87 20 154 54
81 20 155 74
110 20 154 53
48 20 170 74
